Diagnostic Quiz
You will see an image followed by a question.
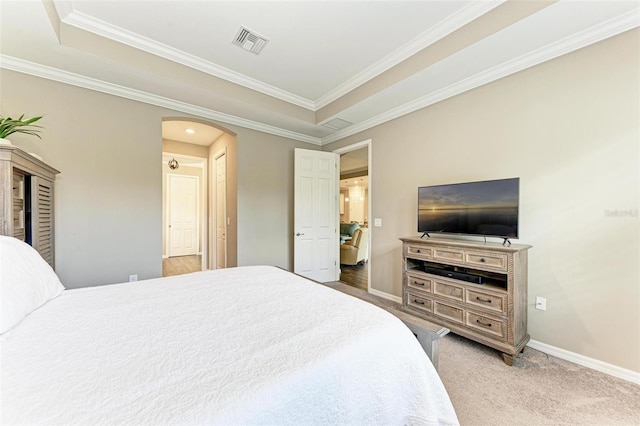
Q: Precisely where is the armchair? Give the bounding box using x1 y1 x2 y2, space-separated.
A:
340 228 367 265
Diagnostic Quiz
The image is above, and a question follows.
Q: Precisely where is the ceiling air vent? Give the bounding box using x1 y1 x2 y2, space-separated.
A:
233 26 269 55
322 118 353 131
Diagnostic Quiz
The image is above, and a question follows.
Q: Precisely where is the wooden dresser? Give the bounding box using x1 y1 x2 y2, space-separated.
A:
400 236 531 365
0 145 59 268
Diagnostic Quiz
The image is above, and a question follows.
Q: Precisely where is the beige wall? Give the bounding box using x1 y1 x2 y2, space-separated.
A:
236 131 319 269
163 139 209 158
323 30 640 372
0 69 307 287
0 71 166 288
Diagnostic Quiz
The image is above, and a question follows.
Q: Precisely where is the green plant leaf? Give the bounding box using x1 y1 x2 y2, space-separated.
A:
0 114 44 140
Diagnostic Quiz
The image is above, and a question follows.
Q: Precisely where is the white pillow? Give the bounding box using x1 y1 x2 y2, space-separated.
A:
0 236 64 334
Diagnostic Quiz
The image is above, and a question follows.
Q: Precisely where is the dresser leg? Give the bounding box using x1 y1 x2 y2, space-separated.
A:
502 353 515 366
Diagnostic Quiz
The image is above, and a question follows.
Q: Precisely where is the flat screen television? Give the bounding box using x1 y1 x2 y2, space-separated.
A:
418 178 519 239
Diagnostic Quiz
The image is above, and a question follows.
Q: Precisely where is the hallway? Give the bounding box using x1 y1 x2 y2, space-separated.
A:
162 255 202 277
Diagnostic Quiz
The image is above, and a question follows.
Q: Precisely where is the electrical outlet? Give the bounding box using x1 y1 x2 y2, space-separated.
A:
374 218 382 227
535 296 546 311
129 274 138 282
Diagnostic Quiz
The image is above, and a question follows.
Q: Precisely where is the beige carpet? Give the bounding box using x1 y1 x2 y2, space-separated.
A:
438 334 640 425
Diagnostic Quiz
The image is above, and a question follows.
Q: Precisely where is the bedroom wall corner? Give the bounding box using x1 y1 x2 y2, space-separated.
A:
321 29 640 374
0 69 164 288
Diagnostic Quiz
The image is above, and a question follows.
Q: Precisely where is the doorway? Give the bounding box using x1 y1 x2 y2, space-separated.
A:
214 150 227 269
162 153 206 277
168 174 199 257
161 117 238 277
334 140 371 292
293 149 340 282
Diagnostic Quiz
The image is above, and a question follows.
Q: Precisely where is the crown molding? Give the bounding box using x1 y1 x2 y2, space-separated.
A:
59 9 316 111
55 1 504 113
313 0 505 109
320 8 640 145
0 55 322 146
2 7 636 148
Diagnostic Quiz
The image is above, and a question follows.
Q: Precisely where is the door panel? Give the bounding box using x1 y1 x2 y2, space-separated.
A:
169 175 198 257
216 154 227 269
294 149 338 282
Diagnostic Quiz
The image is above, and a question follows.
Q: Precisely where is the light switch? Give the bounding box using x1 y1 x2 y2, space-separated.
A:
374 218 382 227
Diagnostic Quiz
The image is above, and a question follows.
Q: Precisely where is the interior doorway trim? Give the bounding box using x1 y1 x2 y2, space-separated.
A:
162 151 208 270
211 148 227 270
333 139 372 293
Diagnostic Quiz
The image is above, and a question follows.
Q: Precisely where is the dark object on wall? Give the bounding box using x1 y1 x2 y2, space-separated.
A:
418 178 519 239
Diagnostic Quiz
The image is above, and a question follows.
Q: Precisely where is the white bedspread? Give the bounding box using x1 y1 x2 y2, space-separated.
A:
1 266 458 425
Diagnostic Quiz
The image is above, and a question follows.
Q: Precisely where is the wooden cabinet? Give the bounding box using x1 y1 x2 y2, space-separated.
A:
0 145 59 268
400 236 531 365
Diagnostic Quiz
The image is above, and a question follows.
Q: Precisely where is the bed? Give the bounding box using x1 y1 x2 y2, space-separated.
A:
0 236 458 425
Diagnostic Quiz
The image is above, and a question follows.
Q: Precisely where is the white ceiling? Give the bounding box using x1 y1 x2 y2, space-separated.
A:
162 120 225 146
341 176 369 190
1 1 638 146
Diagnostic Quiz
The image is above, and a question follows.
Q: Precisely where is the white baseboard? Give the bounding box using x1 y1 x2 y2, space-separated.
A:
368 288 402 304
162 255 168 259
361 291 640 385
527 339 640 385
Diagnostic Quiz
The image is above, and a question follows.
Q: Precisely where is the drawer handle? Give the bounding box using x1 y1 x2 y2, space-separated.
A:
416 249 421 253
479 258 486 263
476 319 492 327
476 296 492 303
413 280 424 286
413 299 425 305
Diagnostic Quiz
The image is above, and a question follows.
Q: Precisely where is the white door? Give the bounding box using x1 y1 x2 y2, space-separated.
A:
169 175 198 257
216 154 227 269
294 148 339 282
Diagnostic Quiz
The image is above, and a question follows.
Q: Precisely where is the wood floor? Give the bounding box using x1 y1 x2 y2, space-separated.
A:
339 262 368 290
163 255 202 277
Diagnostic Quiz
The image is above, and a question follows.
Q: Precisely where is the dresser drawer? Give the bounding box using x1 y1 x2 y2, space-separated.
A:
433 280 464 302
466 311 506 340
401 236 531 366
434 301 463 324
406 274 432 292
466 289 507 314
465 251 508 272
406 292 432 314
433 247 464 264
406 244 432 259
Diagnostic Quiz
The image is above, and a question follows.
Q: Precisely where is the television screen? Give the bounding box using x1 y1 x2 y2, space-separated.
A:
418 178 519 238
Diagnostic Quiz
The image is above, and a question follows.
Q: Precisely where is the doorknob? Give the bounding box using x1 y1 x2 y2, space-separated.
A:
296 232 304 236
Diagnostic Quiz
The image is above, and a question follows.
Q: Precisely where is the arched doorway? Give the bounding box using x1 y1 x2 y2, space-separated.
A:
161 118 238 276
